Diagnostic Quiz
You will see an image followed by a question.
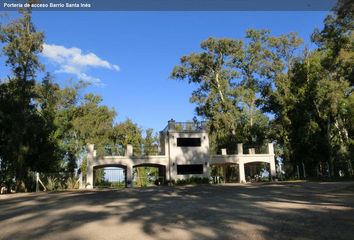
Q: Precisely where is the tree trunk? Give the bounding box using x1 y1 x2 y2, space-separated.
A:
327 118 334 177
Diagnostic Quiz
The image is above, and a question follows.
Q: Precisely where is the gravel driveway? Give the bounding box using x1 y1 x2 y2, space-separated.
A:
1 182 354 240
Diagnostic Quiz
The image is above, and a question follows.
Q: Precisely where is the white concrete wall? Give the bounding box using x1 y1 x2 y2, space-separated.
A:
167 131 210 180
85 144 169 189
210 143 276 183
85 123 276 187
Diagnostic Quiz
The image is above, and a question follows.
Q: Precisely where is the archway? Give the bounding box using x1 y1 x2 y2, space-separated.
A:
244 162 270 182
210 163 239 183
133 164 166 187
93 164 128 188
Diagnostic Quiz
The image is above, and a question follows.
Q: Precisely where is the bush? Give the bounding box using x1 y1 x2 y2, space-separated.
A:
110 181 125 188
46 176 59 191
66 177 79 190
175 177 210 186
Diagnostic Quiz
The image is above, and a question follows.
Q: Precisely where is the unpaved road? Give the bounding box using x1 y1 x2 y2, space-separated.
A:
1 182 354 240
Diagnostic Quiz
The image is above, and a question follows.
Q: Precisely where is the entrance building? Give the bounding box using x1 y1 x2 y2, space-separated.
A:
85 119 276 188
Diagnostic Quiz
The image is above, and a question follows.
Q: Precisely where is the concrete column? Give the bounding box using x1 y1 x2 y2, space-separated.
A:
203 161 210 179
125 144 133 156
237 143 243 155
222 165 226 183
79 173 83 189
168 119 176 130
164 133 169 157
221 148 227 155
126 165 133 188
239 159 246 183
268 143 274 155
165 165 170 182
86 144 95 189
237 143 245 183
268 143 276 179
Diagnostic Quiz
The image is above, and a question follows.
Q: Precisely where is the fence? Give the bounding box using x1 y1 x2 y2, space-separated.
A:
104 145 125 156
34 172 80 192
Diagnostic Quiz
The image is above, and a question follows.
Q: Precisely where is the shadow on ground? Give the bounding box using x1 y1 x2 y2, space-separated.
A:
1 182 354 240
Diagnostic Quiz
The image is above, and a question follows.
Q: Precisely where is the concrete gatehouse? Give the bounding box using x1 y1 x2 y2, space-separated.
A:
85 120 276 188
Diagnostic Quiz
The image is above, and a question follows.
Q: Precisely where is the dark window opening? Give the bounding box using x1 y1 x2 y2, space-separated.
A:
177 138 201 147
177 164 203 175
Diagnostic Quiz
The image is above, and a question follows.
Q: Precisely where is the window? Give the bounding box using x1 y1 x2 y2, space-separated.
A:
177 137 201 147
177 164 203 175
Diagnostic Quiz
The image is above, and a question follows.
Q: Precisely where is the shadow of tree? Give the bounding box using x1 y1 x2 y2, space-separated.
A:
1 182 354 240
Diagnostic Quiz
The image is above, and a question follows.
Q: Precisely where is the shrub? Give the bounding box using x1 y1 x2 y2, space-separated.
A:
111 181 125 188
66 177 79 190
175 177 210 186
46 176 58 191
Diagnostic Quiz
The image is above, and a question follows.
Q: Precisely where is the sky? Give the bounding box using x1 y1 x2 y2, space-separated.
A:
1 11 330 132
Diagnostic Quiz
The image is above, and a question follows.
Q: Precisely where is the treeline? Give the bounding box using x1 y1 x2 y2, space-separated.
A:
0 1 353 191
0 8 157 191
171 0 353 178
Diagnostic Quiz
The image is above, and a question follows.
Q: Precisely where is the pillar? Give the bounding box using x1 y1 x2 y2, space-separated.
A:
237 143 245 183
125 144 133 156
126 165 133 188
221 148 227 155
237 143 243 155
248 148 255 154
239 159 246 183
124 144 133 187
86 144 95 189
168 119 176 130
79 172 83 189
202 159 211 179
268 143 276 179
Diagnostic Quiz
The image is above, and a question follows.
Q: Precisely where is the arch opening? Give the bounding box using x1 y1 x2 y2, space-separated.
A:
93 164 127 188
210 164 239 183
133 164 166 187
244 162 270 182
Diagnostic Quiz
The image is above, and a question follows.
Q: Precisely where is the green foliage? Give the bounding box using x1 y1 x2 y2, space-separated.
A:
95 180 125 189
171 31 282 153
175 177 210 186
73 93 115 157
1 1 353 190
65 176 79 190
94 168 106 185
143 128 158 155
111 119 143 155
172 1 353 178
0 8 60 191
46 176 58 191
0 8 117 191
80 157 87 175
134 166 159 187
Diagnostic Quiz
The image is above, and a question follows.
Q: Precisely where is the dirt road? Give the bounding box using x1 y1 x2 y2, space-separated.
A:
1 182 353 240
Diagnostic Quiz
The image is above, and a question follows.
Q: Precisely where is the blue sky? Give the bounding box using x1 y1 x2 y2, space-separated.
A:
1 11 329 132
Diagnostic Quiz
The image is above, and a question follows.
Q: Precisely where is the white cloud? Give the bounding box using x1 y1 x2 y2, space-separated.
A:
42 43 119 85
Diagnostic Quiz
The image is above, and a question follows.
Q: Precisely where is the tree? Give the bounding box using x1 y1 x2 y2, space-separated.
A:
310 0 353 176
0 6 55 191
143 128 158 155
1 6 126 191
35 75 88 172
171 31 275 153
259 32 303 175
260 0 353 177
74 94 115 151
171 38 242 152
110 119 143 155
